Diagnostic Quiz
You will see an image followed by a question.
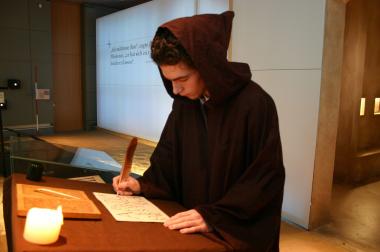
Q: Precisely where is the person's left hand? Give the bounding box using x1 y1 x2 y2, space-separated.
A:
163 209 212 234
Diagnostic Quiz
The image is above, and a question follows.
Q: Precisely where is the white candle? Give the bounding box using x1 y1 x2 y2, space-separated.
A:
23 206 64 245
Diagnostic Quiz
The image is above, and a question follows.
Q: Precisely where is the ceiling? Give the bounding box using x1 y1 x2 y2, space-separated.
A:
66 0 151 10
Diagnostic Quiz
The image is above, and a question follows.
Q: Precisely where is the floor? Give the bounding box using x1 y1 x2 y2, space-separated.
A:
317 181 380 252
1 129 379 251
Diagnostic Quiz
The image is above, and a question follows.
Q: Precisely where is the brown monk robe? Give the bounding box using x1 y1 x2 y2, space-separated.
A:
138 11 285 251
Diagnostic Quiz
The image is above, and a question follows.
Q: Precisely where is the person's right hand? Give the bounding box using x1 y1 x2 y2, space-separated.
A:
112 175 141 196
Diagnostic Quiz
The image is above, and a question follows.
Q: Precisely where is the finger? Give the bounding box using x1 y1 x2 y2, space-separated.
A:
164 209 200 227
113 175 120 184
112 176 120 192
180 225 205 234
118 181 131 190
172 210 193 218
116 190 133 196
167 218 203 230
164 210 195 224
164 214 197 227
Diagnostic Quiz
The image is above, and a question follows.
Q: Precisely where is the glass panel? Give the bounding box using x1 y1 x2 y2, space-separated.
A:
8 134 122 183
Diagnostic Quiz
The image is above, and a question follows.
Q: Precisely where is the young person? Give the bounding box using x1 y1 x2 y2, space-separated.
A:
113 11 285 251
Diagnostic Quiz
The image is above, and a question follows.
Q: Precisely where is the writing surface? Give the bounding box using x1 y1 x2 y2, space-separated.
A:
17 184 101 219
93 192 169 222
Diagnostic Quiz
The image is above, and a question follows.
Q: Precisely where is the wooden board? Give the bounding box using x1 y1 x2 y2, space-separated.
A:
16 183 101 219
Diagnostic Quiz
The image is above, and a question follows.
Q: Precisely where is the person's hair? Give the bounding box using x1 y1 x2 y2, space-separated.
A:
151 28 195 67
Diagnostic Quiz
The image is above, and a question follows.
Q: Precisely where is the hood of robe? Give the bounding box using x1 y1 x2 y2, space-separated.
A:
155 11 252 106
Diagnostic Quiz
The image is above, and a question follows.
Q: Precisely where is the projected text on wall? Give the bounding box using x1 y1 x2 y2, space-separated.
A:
110 40 151 66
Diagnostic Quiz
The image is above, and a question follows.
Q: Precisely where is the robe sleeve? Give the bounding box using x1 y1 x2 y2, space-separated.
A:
137 111 178 200
195 95 285 247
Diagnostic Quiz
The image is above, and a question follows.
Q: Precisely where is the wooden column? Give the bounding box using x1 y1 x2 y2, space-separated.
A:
309 0 348 229
310 0 380 228
51 0 83 131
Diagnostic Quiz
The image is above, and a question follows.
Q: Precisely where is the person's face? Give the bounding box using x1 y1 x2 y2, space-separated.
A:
160 61 207 100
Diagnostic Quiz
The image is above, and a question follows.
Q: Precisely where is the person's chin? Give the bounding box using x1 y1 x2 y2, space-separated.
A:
183 93 199 100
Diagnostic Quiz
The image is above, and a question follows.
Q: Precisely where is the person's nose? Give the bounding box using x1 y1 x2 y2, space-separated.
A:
172 82 184 95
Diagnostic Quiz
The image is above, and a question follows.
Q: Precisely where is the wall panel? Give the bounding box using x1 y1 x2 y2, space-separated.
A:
232 0 326 228
52 0 82 131
0 0 53 128
232 0 325 70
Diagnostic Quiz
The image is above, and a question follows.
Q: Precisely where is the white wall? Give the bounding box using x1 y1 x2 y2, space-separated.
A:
231 0 326 228
97 0 196 141
197 0 229 14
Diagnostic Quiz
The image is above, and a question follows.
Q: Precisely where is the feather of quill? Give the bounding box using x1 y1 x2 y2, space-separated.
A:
120 137 138 182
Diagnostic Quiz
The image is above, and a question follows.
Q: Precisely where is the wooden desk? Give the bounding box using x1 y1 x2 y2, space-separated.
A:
3 174 231 252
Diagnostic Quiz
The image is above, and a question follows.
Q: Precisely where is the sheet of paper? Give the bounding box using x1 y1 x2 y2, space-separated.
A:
93 192 169 222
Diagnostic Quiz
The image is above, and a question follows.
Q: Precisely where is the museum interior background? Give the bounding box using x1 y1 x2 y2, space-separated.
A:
0 0 379 251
